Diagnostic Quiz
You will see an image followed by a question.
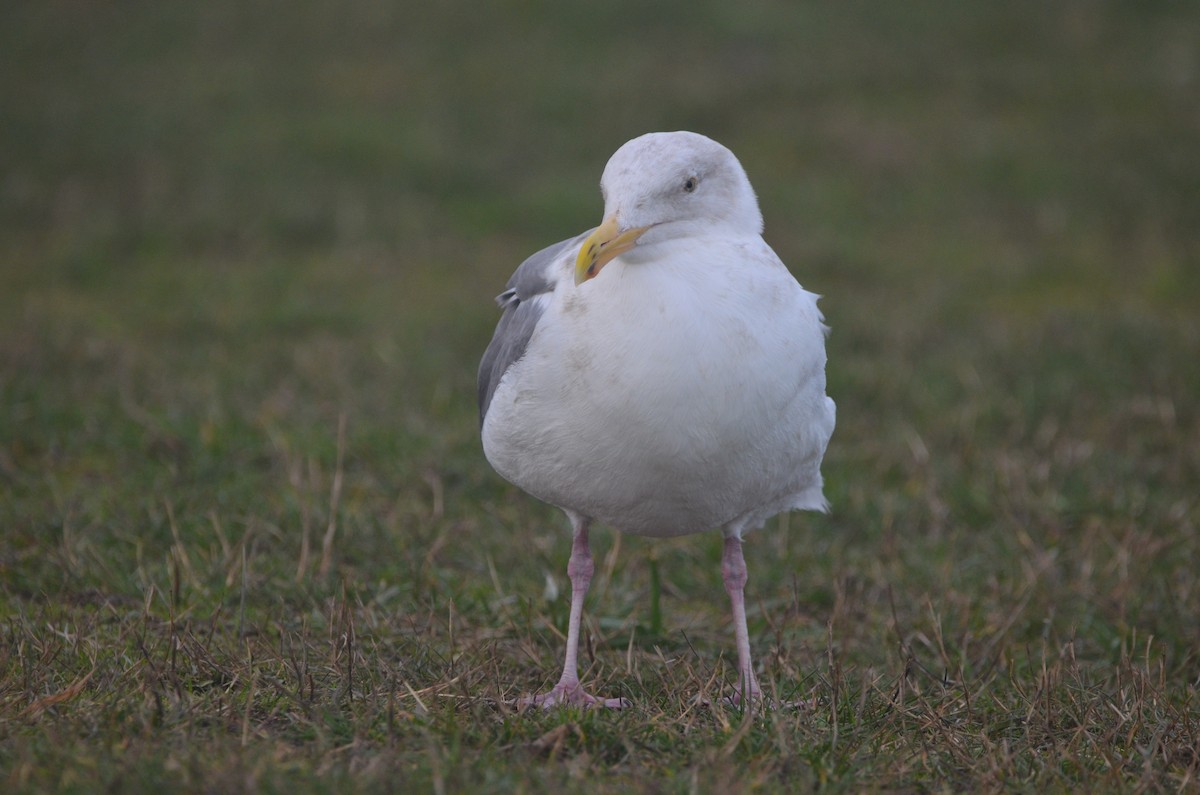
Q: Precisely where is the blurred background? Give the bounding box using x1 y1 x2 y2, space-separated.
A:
5 2 1197 474
3 1 1200 787
2 0 1200 612
3 0 1199 676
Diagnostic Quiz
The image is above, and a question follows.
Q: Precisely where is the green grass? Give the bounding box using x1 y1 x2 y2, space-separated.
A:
2 1 1199 791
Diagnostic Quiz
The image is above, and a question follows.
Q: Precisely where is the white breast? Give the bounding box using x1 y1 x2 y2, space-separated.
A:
482 235 835 538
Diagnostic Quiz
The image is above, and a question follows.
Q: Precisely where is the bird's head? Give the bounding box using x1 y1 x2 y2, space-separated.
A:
575 131 763 285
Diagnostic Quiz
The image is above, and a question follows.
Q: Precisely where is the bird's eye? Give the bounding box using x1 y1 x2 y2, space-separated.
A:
683 177 698 193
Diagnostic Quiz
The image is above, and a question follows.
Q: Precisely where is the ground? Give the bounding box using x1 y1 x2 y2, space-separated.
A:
1 1 1199 792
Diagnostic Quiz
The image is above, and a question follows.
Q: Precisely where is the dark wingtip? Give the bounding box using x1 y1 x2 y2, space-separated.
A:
495 289 518 309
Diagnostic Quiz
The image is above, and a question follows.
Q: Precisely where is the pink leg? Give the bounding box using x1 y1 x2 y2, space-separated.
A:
722 535 762 703
518 516 626 709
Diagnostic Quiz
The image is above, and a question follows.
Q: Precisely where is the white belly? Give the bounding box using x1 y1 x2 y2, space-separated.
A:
482 239 835 538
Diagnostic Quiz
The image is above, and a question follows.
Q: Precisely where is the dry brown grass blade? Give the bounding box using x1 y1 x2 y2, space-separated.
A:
319 413 347 578
22 667 95 720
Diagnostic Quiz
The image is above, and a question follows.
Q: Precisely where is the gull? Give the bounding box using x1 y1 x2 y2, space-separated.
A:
478 131 835 708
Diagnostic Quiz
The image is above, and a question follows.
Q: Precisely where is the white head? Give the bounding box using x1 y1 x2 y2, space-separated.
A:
575 131 763 284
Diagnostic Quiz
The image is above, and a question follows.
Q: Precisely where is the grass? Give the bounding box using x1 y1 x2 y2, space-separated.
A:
2 0 1199 791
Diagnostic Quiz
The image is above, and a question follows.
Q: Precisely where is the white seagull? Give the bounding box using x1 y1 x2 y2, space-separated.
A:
478 131 836 708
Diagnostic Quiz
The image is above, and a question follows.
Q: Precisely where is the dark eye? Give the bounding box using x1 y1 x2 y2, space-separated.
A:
683 176 698 193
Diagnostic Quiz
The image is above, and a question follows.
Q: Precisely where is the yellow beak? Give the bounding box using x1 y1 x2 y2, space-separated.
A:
574 215 652 285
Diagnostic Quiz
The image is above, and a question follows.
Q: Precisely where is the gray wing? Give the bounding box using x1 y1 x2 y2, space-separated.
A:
477 231 591 425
